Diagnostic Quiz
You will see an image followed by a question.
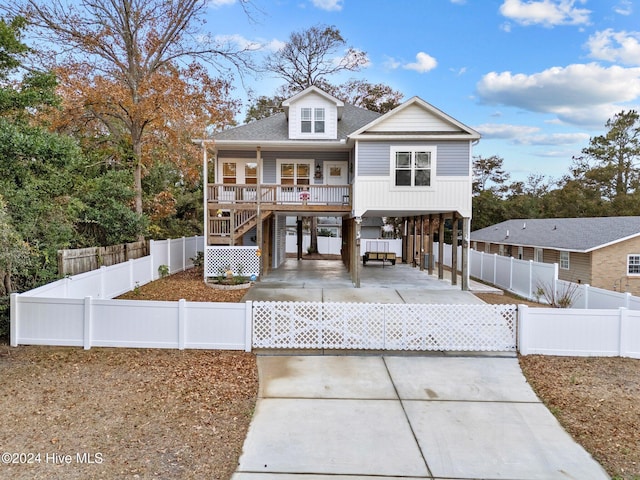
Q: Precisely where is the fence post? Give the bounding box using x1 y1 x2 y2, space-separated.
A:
182 237 186 272
166 238 171 277
149 240 155 281
129 259 134 292
244 301 253 352
493 253 497 286
583 284 590 308
479 251 484 282
517 304 528 355
619 307 628 357
83 296 92 350
528 260 533 300
624 292 631 309
10 293 18 347
100 266 107 299
178 299 186 350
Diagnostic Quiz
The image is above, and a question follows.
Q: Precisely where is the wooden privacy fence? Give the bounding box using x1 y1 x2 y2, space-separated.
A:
58 241 149 276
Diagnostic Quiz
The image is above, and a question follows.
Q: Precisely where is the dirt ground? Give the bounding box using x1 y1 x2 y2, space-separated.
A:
2 272 638 479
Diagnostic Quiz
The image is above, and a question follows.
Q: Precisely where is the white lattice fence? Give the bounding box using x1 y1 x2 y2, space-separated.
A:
205 246 260 277
252 302 517 352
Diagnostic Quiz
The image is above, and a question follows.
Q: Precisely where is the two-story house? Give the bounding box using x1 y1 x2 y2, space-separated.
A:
197 86 480 287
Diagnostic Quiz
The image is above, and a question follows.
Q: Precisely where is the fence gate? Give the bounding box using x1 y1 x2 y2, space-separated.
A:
252 302 517 352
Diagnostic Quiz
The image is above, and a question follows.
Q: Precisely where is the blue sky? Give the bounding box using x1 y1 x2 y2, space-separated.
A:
205 0 640 184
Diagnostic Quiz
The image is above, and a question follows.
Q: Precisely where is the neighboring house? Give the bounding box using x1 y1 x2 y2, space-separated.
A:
470 216 640 295
196 86 480 287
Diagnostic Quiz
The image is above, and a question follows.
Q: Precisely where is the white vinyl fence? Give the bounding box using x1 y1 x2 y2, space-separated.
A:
11 297 250 351
436 243 640 310
11 236 253 351
518 305 640 358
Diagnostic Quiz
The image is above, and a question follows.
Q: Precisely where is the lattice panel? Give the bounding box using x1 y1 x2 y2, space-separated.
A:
252 302 517 352
385 304 516 351
205 246 260 277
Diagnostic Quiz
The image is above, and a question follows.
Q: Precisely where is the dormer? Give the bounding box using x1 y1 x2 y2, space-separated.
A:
282 86 344 140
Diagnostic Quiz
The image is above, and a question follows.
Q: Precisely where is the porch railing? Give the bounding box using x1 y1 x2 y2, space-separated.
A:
207 184 351 206
208 210 257 237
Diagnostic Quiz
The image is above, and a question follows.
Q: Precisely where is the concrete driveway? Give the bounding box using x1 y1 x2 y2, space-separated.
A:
244 259 499 304
232 355 609 480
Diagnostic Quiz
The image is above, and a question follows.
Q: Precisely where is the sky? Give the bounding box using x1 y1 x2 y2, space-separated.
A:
204 0 640 184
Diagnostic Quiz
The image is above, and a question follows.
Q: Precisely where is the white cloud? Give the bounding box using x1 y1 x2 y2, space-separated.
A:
383 56 402 70
475 123 540 139
514 132 590 145
311 0 343 11
475 123 589 147
212 34 283 52
614 0 633 15
403 52 438 73
208 0 236 7
450 0 467 4
499 0 590 27
477 63 640 126
586 29 640 66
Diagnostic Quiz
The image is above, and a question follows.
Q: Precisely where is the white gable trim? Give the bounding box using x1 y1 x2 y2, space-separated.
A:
350 96 480 139
282 86 344 119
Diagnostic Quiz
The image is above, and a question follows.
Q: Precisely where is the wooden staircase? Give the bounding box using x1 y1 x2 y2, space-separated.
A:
208 208 271 245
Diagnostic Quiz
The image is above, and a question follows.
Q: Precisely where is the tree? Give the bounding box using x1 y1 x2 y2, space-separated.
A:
263 24 368 91
328 79 403 114
6 0 250 221
578 110 640 202
472 155 509 195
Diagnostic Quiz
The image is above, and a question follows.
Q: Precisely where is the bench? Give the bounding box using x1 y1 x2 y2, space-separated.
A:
362 251 396 265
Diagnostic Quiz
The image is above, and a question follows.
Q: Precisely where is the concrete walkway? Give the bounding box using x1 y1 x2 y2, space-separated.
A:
232 355 610 480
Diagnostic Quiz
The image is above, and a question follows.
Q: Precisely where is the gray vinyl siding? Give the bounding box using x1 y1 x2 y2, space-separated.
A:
218 150 349 184
357 141 470 177
357 143 390 176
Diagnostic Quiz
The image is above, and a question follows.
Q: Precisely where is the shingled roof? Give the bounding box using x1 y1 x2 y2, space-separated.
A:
213 103 382 142
470 217 640 252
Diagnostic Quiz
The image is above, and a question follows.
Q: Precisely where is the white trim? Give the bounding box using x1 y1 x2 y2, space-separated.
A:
627 254 640 276
389 145 437 190
560 251 570 270
276 158 314 184
350 96 481 138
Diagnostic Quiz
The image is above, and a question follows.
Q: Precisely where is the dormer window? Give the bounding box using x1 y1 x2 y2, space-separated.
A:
314 108 325 133
301 107 325 133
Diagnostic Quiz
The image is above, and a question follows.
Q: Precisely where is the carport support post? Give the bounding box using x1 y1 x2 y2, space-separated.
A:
354 217 361 288
420 216 425 271
451 215 458 286
461 217 470 291
428 215 434 275
438 213 445 279
296 217 303 260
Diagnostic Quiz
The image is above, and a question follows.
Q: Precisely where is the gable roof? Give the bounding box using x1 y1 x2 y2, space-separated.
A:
281 85 345 119
213 103 381 144
470 217 640 252
350 96 481 140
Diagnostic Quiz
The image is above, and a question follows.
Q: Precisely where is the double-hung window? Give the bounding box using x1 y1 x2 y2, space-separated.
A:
559 251 570 270
628 255 640 275
300 107 325 133
393 148 433 187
